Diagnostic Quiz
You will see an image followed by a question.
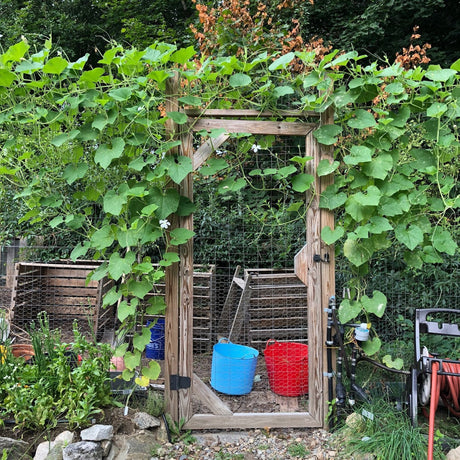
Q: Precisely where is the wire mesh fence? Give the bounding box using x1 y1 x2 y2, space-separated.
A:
0 136 458 414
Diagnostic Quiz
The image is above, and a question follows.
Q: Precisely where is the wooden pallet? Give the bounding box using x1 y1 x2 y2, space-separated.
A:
10 261 114 341
217 268 308 350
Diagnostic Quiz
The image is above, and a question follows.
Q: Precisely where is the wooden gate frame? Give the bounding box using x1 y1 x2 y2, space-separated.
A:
163 76 335 429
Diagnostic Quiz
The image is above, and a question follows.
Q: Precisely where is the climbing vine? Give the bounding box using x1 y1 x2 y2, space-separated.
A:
0 38 458 373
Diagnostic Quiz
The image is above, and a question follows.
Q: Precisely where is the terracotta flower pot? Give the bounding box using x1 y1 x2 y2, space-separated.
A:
11 343 35 361
110 356 126 371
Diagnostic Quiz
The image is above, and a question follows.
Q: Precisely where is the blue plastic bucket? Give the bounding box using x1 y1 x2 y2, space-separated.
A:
210 339 259 395
146 318 165 360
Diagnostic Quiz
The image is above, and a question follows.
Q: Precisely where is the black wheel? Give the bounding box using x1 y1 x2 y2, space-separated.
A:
407 367 418 426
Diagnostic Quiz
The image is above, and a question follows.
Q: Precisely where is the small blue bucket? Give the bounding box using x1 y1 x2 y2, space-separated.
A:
210 339 259 395
146 318 165 360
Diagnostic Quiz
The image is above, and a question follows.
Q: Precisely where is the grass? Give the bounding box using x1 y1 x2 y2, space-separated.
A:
115 388 165 418
332 398 445 460
287 441 310 457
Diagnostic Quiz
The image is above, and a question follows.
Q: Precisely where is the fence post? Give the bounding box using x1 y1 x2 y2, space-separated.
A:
178 129 194 422
164 73 180 421
319 106 336 426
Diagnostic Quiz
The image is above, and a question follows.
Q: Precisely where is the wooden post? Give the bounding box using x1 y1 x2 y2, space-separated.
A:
319 107 336 425
294 108 335 426
179 130 194 422
164 73 180 420
300 130 323 422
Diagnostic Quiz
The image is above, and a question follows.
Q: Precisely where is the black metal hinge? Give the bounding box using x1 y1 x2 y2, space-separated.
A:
170 374 191 390
314 253 330 263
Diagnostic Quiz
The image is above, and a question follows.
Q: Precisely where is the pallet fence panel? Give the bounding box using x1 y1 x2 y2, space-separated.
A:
9 261 115 342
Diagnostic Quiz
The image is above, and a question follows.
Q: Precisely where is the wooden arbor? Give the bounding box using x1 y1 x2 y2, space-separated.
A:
163 76 335 429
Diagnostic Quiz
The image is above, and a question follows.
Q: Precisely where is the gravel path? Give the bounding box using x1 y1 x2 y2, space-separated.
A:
156 428 340 459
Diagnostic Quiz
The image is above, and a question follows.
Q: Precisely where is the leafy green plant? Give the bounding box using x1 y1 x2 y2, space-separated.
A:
0 38 457 376
0 316 113 430
123 389 165 417
144 390 165 417
333 399 444 459
165 415 195 445
287 442 310 457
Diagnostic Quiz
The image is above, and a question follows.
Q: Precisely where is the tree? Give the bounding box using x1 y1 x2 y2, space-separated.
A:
0 0 197 66
0 0 106 63
99 0 196 50
303 0 459 66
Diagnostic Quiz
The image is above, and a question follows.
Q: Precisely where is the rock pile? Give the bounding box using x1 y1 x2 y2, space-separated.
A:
0 411 167 460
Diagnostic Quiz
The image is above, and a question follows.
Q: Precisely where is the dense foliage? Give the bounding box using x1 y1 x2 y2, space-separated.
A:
0 38 458 369
0 0 196 66
1 0 458 67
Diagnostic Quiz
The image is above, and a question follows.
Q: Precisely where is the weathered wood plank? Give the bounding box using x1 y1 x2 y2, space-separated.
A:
185 109 320 118
192 374 233 416
42 297 97 307
193 134 230 171
42 267 97 278
191 119 315 136
44 279 98 289
304 130 323 423
249 328 308 340
183 412 320 430
250 307 308 318
228 274 252 342
41 287 97 297
41 306 96 316
274 394 300 412
250 292 307 300
249 317 308 329
179 130 194 422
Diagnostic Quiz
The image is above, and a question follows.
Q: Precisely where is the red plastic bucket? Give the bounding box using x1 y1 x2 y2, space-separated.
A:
264 340 308 397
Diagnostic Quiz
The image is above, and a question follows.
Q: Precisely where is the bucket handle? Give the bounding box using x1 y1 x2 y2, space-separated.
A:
150 336 164 343
218 337 231 344
264 339 277 350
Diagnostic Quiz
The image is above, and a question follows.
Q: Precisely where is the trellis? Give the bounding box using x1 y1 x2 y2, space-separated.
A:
163 75 335 429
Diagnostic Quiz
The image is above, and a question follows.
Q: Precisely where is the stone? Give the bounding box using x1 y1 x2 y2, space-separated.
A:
105 444 120 460
133 412 161 430
62 441 103 460
112 431 159 459
46 443 66 460
153 418 169 444
80 424 114 441
54 431 74 446
33 430 74 460
0 436 30 458
34 441 53 460
447 446 460 460
100 440 112 457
